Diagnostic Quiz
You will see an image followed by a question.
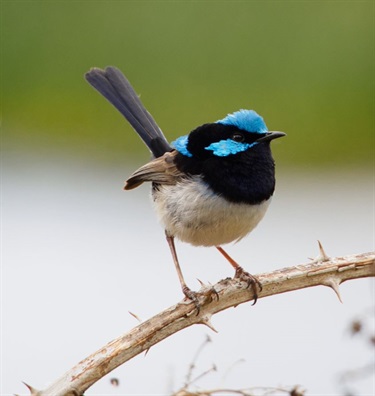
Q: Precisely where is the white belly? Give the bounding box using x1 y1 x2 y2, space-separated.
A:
152 176 271 247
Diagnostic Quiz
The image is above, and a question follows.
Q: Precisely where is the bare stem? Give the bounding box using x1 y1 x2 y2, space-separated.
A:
23 251 374 396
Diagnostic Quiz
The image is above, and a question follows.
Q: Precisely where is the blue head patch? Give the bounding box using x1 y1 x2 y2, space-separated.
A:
205 139 257 157
171 135 192 157
216 109 268 134
172 110 268 158
206 109 268 156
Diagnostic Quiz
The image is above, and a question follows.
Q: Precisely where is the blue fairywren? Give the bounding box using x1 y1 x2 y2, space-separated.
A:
85 66 285 306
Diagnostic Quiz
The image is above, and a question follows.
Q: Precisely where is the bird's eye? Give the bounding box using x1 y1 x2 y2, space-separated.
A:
232 133 244 142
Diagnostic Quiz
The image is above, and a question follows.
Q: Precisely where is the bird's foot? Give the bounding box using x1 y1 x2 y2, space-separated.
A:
234 267 262 305
182 285 219 315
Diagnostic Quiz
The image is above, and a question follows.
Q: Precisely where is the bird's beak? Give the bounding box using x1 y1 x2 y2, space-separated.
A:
256 131 286 143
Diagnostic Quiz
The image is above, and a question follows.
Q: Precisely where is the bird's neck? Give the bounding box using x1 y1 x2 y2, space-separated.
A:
176 148 276 205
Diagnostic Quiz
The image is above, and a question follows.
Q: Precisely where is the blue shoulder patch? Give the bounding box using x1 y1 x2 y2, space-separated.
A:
205 139 257 157
171 135 192 157
216 109 268 134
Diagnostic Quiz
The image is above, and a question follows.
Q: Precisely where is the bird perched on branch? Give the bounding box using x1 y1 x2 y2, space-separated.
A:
85 66 285 307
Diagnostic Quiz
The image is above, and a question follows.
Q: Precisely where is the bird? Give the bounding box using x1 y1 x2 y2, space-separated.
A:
85 66 285 307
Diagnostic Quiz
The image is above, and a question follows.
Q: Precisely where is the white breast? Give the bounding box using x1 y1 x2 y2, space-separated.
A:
152 176 271 247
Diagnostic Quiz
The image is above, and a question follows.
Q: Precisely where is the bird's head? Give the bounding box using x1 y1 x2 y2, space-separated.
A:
172 109 285 160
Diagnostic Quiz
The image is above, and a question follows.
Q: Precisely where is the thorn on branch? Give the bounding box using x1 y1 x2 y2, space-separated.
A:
128 311 142 322
322 276 343 303
309 240 330 262
199 315 218 333
22 381 39 395
317 240 330 261
197 278 206 287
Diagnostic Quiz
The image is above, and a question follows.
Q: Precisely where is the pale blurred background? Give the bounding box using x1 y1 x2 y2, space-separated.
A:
2 2 374 396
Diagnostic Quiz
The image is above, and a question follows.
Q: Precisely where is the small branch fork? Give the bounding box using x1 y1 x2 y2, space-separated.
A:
22 250 374 396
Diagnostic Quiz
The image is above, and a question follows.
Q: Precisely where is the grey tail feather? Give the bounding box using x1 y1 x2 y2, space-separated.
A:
85 66 172 158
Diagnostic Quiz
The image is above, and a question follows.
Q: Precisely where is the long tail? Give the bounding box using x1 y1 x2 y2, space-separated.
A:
85 66 172 158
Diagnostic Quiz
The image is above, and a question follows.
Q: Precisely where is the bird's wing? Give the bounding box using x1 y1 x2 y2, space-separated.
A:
124 150 185 190
85 66 172 158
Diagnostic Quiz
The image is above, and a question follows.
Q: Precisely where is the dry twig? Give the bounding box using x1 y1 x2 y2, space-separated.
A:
21 250 374 396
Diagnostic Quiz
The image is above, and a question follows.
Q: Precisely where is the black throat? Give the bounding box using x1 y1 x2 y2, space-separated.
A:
175 144 276 205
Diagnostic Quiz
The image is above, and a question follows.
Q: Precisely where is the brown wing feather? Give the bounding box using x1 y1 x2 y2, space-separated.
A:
124 150 184 190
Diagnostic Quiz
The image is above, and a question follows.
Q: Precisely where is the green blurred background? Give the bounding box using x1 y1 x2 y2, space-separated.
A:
2 1 374 168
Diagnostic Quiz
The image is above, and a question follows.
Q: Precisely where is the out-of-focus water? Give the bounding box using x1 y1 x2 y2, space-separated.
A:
2 155 374 396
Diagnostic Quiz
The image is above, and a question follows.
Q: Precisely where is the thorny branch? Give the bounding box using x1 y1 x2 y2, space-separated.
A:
21 249 374 396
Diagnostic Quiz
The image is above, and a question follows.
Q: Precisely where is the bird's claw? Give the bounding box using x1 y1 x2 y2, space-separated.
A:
182 285 219 315
234 267 262 305
182 286 201 314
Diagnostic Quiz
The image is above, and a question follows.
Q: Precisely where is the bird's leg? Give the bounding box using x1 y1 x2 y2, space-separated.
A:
216 246 262 304
165 232 200 310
